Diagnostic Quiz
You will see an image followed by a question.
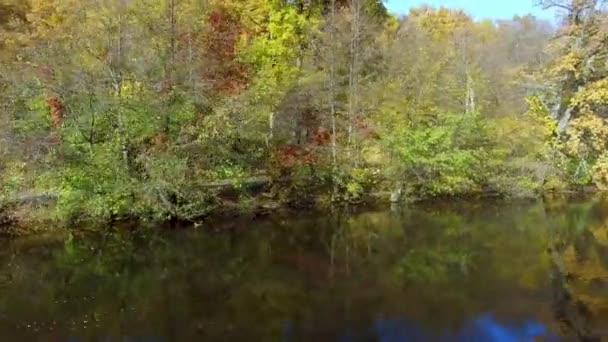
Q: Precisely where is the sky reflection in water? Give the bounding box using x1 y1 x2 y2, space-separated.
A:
282 313 558 342
371 314 556 342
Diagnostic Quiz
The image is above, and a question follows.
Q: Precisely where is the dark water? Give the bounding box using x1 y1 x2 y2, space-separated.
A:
2 197 608 341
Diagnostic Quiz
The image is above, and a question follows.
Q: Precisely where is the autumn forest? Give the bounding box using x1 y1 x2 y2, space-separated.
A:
1 0 608 228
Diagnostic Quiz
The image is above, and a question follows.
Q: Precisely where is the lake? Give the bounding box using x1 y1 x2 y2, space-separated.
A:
1 196 608 341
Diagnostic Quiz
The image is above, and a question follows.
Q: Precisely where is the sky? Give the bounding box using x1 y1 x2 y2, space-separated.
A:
384 0 559 21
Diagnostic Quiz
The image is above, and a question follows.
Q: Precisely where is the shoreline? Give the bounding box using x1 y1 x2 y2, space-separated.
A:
1 185 602 238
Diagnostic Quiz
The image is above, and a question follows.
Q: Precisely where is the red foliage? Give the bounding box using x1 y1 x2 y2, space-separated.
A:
209 11 223 26
275 144 300 168
302 152 317 164
46 96 64 129
47 133 62 145
274 144 318 170
311 127 331 146
202 7 249 95
353 117 380 140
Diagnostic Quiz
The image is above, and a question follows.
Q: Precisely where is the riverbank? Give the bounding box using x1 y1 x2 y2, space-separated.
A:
1 179 601 237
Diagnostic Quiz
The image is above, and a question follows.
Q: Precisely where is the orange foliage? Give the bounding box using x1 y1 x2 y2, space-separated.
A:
311 127 331 146
203 6 249 95
139 132 169 154
275 144 318 170
47 133 62 145
46 96 64 129
153 132 169 146
354 117 380 140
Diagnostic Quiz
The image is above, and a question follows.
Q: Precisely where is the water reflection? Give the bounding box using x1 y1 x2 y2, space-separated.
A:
1 197 608 340
371 315 553 342
281 314 553 341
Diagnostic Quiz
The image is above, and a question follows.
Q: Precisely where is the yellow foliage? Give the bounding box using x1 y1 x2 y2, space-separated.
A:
565 113 608 158
26 0 78 39
119 81 144 99
571 78 608 115
494 96 556 159
549 51 581 77
409 6 472 41
592 153 608 190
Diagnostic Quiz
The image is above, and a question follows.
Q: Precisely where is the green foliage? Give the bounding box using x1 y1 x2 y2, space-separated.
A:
282 163 323 205
377 92 565 199
524 96 557 144
2 0 607 229
0 162 26 202
42 146 217 223
381 111 491 197
487 97 563 195
332 167 381 202
44 146 136 222
135 153 216 221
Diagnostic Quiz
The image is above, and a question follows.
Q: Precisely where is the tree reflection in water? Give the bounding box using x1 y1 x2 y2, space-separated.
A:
1 197 608 340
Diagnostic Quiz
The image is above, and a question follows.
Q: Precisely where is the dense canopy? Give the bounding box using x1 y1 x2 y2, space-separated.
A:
1 0 608 225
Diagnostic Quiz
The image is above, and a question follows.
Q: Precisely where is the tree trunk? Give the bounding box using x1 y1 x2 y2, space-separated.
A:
164 0 177 136
114 0 129 169
329 0 337 167
348 0 360 159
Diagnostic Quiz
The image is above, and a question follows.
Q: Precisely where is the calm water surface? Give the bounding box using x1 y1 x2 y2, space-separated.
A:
2 197 608 341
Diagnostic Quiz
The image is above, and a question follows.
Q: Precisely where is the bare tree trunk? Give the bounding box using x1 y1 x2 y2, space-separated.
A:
87 91 96 155
187 31 194 88
292 55 304 145
168 0 176 73
462 31 476 114
115 0 129 168
466 75 476 114
329 0 337 167
164 0 177 136
291 1 307 145
268 27 276 144
268 111 274 144
348 0 360 157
